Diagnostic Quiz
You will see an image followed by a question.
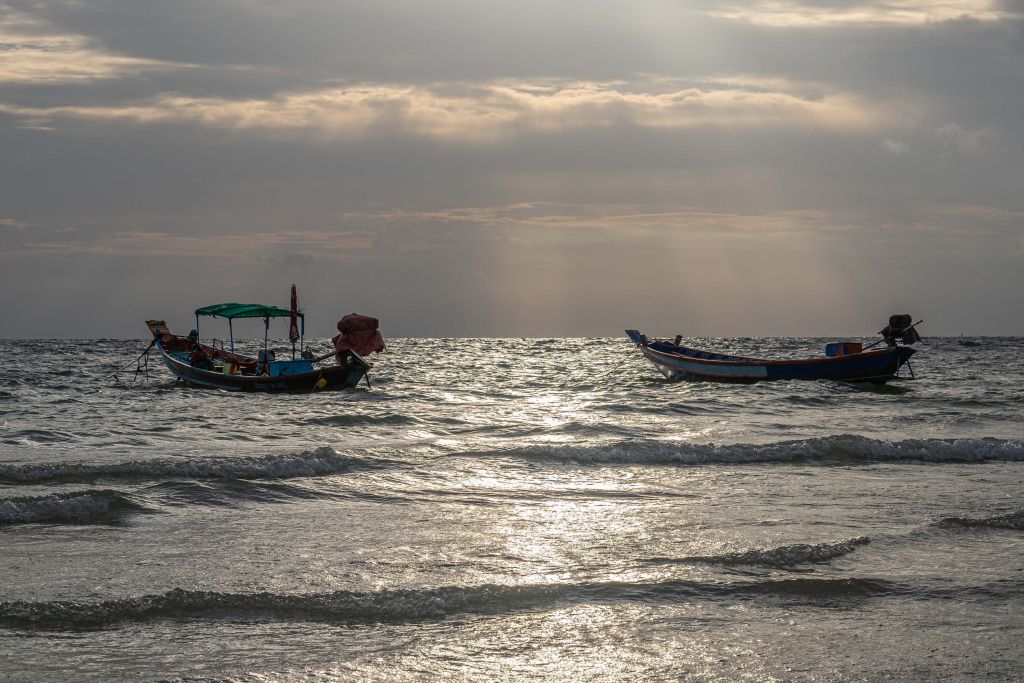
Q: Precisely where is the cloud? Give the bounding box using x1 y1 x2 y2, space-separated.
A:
341 202 877 242
2 228 372 260
709 0 1019 27
883 138 910 154
0 4 189 84
0 218 29 230
935 122 996 152
0 77 890 141
0 203 908 263
11 200 1017 263
345 201 1024 256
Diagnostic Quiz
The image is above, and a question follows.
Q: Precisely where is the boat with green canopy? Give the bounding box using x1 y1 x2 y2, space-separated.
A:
144 286 382 392
192 302 305 360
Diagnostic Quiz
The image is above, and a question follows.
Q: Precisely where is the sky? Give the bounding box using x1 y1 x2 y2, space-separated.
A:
1 0 1022 338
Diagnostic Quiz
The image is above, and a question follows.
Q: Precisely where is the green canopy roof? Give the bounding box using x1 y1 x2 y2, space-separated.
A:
194 303 302 319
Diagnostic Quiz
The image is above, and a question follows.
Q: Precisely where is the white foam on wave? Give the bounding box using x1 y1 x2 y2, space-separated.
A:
0 577 897 629
685 536 871 568
0 446 356 484
508 435 1024 465
938 509 1024 531
0 490 140 524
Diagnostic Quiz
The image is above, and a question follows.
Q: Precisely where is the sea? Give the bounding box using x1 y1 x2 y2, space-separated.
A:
1 336 1023 682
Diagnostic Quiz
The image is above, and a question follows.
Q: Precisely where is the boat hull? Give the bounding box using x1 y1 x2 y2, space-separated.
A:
155 341 367 392
629 333 915 384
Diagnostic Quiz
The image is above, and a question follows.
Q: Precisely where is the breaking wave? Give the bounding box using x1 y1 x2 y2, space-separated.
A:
0 447 363 484
146 479 328 507
645 537 870 569
0 490 146 525
505 435 1024 465
0 577 897 630
937 509 1024 531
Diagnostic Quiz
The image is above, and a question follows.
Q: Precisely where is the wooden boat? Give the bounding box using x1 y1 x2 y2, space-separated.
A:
626 317 921 384
145 298 373 393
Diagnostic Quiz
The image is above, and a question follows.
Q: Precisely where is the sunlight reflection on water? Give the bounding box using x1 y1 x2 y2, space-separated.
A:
0 337 1022 679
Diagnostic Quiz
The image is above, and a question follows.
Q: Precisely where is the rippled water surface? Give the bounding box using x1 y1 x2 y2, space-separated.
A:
2 336 1023 681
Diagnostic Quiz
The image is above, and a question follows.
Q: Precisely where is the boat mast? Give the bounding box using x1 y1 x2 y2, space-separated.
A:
289 284 300 361
263 316 269 358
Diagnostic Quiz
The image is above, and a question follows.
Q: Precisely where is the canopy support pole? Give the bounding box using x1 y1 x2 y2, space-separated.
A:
263 316 269 358
195 315 200 341
229 319 234 354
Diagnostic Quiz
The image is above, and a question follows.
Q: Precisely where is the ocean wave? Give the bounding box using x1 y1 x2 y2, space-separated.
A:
936 509 1024 531
503 435 1024 465
0 490 146 525
0 577 897 629
146 479 326 507
0 447 362 485
645 536 870 569
3 428 77 445
299 413 424 427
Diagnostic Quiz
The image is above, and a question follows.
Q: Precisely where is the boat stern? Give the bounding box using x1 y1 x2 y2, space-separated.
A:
894 345 917 377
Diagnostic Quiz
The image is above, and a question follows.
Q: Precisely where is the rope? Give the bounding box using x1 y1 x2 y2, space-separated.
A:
592 347 640 382
131 348 150 383
112 340 155 384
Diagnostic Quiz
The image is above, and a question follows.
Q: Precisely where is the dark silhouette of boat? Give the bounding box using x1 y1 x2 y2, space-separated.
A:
145 298 376 392
626 315 921 384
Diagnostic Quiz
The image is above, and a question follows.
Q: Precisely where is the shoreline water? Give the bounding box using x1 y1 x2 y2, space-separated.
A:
2 337 1022 680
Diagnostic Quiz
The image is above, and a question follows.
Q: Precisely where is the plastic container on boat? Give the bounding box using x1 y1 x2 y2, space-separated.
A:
825 342 863 357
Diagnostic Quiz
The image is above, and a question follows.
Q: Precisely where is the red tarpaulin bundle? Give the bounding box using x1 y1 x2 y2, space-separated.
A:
332 313 385 359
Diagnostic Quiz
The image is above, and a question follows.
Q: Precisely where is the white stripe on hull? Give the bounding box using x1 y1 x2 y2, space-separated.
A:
642 347 768 380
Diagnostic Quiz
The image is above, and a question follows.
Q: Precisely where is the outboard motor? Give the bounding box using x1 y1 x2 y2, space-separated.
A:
880 314 922 347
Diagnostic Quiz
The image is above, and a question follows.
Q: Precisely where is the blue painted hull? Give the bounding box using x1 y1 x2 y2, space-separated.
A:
155 341 367 392
626 331 915 383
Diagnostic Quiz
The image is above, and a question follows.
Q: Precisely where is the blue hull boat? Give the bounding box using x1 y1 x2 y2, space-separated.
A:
143 290 380 393
148 323 370 393
152 336 369 392
626 330 917 384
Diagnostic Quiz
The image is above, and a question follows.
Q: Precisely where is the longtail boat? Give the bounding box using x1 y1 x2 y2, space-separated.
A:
626 315 921 384
144 288 382 392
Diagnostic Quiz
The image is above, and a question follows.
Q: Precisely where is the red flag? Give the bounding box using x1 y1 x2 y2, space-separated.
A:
288 284 300 342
